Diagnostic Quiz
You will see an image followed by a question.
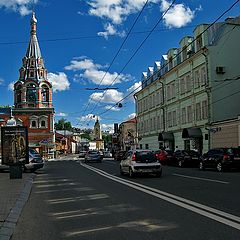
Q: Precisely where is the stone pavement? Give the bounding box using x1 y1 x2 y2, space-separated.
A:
0 171 35 240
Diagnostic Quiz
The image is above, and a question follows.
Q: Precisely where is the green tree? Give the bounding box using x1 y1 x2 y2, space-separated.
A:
55 118 72 131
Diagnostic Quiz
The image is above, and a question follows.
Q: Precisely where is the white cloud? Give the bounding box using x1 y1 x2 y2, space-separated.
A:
84 0 195 37
98 23 126 39
101 123 114 133
0 0 38 16
79 114 100 122
127 81 142 93
161 0 195 28
56 112 68 117
104 105 121 111
8 82 14 91
66 57 132 85
126 113 136 120
47 72 70 92
86 0 153 24
90 89 124 103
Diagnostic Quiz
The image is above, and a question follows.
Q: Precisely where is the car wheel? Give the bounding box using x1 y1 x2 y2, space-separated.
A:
199 162 205 170
129 168 135 178
216 162 223 172
156 170 162 178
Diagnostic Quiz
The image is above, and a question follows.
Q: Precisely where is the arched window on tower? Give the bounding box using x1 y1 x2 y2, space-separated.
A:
26 83 37 103
41 86 49 102
16 85 22 104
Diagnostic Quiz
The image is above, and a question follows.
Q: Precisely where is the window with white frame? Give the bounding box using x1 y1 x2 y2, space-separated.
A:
172 110 177 126
167 112 172 127
149 96 152 108
196 35 203 51
30 117 38 128
182 107 186 124
180 78 185 94
40 116 48 128
182 46 187 61
160 88 163 104
167 85 171 100
194 69 200 88
202 100 208 119
156 91 160 105
201 66 207 86
196 102 201 121
187 106 193 123
172 82 176 98
153 116 156 130
186 75 191 92
157 116 160 130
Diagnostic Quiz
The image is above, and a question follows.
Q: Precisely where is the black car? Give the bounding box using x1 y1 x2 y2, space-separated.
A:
199 148 240 172
172 150 200 167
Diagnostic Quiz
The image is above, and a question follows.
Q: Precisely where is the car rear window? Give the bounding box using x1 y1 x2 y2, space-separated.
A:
135 151 157 162
226 148 240 156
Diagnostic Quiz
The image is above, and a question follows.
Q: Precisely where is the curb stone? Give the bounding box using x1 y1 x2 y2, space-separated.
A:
0 173 35 240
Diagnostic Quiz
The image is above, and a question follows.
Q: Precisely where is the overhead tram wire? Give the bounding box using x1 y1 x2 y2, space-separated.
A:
85 0 177 125
94 0 240 118
80 0 150 120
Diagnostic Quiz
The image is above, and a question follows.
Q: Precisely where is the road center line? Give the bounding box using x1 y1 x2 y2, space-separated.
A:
173 173 229 184
80 163 240 231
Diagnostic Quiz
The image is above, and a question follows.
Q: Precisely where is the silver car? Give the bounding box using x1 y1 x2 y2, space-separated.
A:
84 150 102 163
120 150 162 177
24 148 44 172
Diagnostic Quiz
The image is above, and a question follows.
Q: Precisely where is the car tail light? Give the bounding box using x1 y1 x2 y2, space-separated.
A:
132 154 136 161
223 154 230 160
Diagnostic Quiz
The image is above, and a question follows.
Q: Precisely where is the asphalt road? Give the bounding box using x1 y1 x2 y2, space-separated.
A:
11 158 240 240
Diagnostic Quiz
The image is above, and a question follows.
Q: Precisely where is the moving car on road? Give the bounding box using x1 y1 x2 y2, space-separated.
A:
199 148 240 172
120 149 162 177
84 150 102 163
78 151 87 158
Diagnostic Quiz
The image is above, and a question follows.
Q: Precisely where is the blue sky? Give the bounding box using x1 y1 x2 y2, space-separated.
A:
0 0 239 131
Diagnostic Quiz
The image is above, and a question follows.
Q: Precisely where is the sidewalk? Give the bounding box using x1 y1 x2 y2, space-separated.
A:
0 171 35 240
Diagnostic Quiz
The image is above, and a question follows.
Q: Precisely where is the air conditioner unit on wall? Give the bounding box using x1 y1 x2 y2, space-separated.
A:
216 66 225 74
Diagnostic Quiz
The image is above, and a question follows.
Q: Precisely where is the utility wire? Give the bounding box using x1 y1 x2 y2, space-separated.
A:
85 0 177 125
79 0 150 123
94 0 240 118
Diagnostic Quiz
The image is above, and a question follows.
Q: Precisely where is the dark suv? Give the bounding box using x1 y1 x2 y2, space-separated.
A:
199 148 240 172
173 150 200 167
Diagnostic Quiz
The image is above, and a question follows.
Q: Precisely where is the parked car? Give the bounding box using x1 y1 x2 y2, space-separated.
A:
24 148 44 172
0 148 44 172
103 151 112 158
172 150 200 167
114 150 127 161
84 150 102 163
199 148 240 172
120 150 162 177
155 150 168 164
78 151 87 158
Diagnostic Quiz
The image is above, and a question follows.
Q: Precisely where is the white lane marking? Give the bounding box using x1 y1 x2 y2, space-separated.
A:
81 163 240 231
173 173 229 184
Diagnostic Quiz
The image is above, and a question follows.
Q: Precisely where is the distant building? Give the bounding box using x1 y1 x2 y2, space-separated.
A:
119 118 137 151
135 16 240 153
93 118 104 150
12 12 55 158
